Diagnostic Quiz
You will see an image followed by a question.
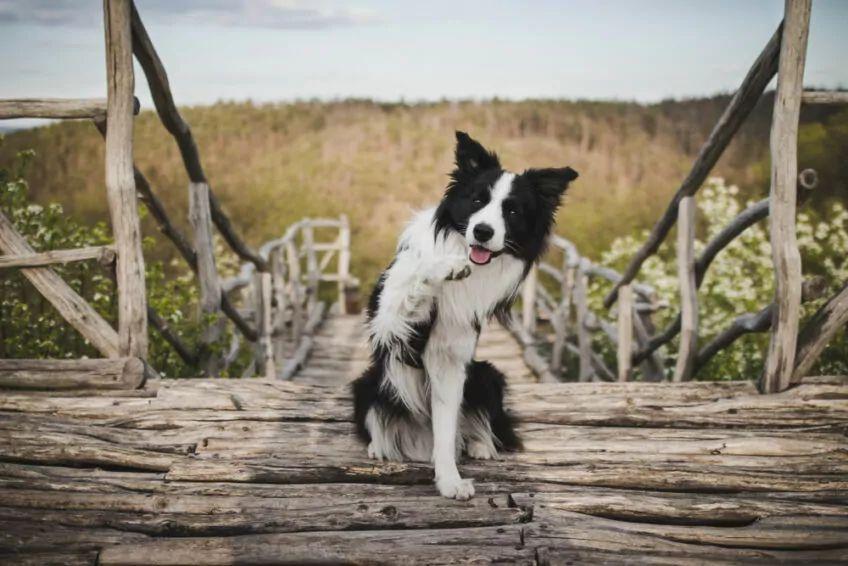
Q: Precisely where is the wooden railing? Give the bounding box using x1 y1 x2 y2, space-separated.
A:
221 216 357 379
517 0 848 392
0 0 356 386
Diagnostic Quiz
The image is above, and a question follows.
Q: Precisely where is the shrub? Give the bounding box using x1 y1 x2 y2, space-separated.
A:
590 177 848 380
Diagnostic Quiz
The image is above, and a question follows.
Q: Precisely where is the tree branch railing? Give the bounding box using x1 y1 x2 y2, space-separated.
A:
517 0 839 391
222 216 358 379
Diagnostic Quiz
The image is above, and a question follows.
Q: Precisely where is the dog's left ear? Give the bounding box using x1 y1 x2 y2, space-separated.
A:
454 131 500 179
523 167 579 206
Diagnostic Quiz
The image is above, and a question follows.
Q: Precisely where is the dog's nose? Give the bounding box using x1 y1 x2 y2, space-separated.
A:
473 223 494 243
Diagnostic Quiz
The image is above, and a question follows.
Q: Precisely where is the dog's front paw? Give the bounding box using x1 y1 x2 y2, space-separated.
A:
424 255 472 284
436 476 475 500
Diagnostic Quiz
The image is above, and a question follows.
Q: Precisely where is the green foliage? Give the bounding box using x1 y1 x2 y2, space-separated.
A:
589 178 848 380
0 148 204 377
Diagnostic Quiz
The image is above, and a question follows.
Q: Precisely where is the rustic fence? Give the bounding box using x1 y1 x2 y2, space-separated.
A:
0 0 356 386
1 0 846 393
516 0 848 392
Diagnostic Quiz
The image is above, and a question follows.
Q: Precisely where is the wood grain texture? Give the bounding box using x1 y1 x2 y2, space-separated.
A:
801 90 848 104
104 0 147 358
0 209 120 358
763 0 811 393
0 358 146 390
1 98 107 120
1 375 845 563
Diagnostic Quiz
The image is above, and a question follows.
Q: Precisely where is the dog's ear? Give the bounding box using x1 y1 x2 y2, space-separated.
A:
523 167 578 207
453 131 500 179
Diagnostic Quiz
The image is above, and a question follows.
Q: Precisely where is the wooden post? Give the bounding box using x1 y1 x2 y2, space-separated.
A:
302 221 319 314
617 284 634 382
673 196 698 382
270 247 289 373
337 215 351 315
574 259 594 382
763 0 811 394
551 249 575 373
286 239 303 343
189 182 223 375
104 0 147 358
522 264 538 335
253 272 275 378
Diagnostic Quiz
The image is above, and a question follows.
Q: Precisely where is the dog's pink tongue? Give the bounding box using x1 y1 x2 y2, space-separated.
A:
470 246 492 265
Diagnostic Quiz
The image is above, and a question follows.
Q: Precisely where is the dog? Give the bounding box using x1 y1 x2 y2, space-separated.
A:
352 131 578 499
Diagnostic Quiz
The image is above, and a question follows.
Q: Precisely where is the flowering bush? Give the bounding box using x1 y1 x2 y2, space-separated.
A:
589 177 848 380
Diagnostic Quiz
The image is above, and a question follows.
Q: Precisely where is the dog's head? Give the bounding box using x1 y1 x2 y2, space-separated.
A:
435 131 578 266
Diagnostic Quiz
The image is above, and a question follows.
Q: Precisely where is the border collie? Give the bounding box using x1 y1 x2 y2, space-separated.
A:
353 132 578 499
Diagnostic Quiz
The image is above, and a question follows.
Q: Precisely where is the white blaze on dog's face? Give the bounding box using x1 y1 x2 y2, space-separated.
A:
434 131 579 268
465 172 515 264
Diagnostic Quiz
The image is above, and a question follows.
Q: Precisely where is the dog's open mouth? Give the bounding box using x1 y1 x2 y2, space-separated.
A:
469 245 493 265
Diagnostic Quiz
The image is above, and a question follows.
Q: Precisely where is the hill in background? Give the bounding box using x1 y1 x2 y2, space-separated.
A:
0 95 844 287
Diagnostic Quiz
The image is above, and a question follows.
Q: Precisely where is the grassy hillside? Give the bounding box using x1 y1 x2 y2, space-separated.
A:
0 96 844 288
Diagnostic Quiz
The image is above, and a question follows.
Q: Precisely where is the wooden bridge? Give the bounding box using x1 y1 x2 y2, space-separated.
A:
1 0 848 563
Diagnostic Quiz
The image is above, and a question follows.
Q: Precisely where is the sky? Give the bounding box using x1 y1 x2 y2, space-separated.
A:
1 0 847 129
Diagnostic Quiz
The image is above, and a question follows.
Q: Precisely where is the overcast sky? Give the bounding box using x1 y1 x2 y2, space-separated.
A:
1 0 847 129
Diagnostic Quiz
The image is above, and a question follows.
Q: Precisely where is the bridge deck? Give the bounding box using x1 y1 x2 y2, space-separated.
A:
1 315 847 564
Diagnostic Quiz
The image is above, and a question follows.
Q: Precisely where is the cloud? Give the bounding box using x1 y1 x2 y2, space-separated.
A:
0 0 377 30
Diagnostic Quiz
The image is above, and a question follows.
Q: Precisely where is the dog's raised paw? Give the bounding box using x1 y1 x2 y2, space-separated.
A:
436 477 475 500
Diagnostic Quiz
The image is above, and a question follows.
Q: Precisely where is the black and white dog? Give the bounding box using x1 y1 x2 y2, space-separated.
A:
353 132 577 499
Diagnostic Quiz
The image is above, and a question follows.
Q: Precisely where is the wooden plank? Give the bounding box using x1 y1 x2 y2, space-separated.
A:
270 248 289 372
104 0 147 358
0 209 120 358
603 21 783 309
0 98 107 120
0 246 115 270
285 239 303 342
802 90 848 104
97 526 531 565
188 181 223 376
763 0 812 394
794 279 848 380
0 358 146 391
673 196 698 382
129 3 267 273
617 284 634 381
301 220 319 314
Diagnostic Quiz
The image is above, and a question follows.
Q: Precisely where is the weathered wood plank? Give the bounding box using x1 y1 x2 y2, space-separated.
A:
604 21 783 308
0 246 115 270
762 0 811 393
0 98 108 120
97 526 532 565
574 259 594 382
802 90 848 104
0 358 146 391
673 196 698 382
104 0 147 358
0 209 120 358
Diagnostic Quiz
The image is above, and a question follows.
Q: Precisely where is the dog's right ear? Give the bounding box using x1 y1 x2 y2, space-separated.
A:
453 131 500 180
